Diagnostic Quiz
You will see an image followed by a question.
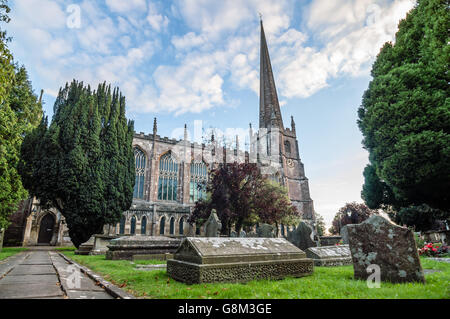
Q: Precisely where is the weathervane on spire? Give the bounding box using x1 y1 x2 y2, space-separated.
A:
259 12 263 21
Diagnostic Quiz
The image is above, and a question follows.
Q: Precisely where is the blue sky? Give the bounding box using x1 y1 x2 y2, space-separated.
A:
5 0 416 230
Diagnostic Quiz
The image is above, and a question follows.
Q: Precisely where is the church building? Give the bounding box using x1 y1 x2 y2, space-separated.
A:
3 21 315 247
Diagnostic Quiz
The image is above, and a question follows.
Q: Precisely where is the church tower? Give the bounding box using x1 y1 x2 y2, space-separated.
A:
257 20 315 222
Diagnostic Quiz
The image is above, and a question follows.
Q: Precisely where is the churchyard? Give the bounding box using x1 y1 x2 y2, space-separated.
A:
60 249 449 299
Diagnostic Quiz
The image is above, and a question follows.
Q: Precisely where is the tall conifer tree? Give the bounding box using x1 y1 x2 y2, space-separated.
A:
20 81 135 247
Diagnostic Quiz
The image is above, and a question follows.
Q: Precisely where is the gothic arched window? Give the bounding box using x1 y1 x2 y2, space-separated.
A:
133 148 146 199
159 216 166 235
179 217 184 235
141 216 147 235
119 216 125 235
190 162 208 203
130 216 136 235
158 152 179 201
169 217 175 235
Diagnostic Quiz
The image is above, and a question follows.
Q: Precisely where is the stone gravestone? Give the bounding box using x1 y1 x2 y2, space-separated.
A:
340 225 349 244
74 236 95 255
90 234 119 255
348 215 425 283
287 221 316 251
256 223 275 238
204 210 222 237
167 237 314 284
239 230 246 238
106 236 181 260
230 231 237 237
306 245 352 266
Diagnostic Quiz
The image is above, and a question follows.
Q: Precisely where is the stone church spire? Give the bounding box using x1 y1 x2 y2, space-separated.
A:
259 20 284 130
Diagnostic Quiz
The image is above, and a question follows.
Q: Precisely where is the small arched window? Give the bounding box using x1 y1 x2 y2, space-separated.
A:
169 217 175 235
179 217 184 235
159 216 166 235
158 152 179 201
284 140 291 153
130 216 136 235
119 216 125 235
141 216 147 235
133 148 146 199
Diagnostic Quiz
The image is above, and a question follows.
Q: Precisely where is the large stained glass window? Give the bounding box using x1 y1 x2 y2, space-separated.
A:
190 162 208 203
158 152 179 201
133 148 146 199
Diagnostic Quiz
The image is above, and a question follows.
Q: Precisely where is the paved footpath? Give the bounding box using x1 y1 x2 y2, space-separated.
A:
0 248 116 299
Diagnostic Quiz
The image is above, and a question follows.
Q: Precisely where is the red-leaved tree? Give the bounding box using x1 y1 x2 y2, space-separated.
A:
188 163 299 235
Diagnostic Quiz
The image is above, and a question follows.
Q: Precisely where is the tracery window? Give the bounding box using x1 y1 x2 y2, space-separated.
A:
190 161 208 203
158 152 179 201
133 148 146 199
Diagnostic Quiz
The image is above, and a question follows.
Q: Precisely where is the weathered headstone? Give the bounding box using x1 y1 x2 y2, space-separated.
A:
230 231 237 237
348 215 425 283
256 223 275 238
287 221 316 251
320 236 342 246
239 230 246 238
167 237 314 284
90 234 119 255
106 236 181 260
340 225 349 244
306 245 352 266
74 236 95 255
204 210 222 237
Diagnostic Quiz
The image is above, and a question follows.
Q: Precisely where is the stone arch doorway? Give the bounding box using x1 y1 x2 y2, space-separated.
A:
38 213 55 244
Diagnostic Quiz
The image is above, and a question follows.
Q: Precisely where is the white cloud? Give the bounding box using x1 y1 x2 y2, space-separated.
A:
147 2 169 32
105 0 147 13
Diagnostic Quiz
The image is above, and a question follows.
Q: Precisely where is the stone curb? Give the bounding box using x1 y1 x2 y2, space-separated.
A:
56 252 136 299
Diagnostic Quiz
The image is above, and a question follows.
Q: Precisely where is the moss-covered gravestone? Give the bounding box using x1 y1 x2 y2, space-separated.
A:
306 245 352 266
348 215 425 283
106 236 181 260
287 221 316 251
167 237 314 284
204 210 222 237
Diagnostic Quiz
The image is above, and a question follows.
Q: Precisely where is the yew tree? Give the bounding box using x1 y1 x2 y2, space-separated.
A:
358 0 449 230
19 81 135 247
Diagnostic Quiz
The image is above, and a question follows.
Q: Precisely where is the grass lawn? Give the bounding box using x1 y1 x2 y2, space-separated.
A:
61 251 450 299
0 247 28 261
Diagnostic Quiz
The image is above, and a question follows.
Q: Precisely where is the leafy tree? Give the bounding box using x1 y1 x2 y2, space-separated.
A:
19 81 135 247
314 213 326 237
188 163 299 235
328 202 378 235
393 204 448 232
0 1 42 250
358 0 450 228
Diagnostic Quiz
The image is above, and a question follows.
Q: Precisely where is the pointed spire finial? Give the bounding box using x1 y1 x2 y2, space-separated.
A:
153 117 157 134
291 116 296 133
184 124 188 141
259 12 263 22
